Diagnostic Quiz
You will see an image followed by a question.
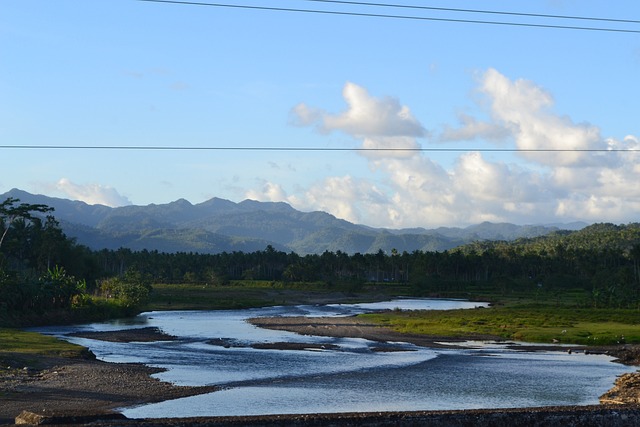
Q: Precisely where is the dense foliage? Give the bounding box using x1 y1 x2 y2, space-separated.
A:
89 224 640 308
2 196 640 326
0 199 148 325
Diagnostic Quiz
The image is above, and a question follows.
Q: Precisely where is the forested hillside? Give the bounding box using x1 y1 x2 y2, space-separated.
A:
1 189 577 255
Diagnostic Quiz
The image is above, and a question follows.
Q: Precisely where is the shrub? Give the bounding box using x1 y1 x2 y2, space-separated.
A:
98 275 150 308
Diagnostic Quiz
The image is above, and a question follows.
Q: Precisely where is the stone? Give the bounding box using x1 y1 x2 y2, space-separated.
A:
15 410 127 425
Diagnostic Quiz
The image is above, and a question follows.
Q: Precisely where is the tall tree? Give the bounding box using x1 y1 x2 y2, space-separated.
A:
0 197 53 251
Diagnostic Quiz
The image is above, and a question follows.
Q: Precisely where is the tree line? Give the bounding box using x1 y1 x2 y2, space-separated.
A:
92 224 640 308
2 197 640 325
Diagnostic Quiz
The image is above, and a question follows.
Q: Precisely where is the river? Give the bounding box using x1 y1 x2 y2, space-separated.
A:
33 298 634 418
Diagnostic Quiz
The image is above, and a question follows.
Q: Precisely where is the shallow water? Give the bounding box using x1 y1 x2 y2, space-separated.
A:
34 299 634 418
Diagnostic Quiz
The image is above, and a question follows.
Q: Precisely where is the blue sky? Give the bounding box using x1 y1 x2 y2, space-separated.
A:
2 0 639 228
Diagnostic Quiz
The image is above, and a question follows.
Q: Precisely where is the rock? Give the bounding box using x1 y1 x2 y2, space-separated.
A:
15 410 127 425
600 372 640 405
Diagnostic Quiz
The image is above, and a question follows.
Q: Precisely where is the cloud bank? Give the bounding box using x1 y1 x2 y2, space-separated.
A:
251 69 639 228
55 178 132 207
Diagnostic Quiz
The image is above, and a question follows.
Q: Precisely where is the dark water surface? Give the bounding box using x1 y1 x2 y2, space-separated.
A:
34 299 634 418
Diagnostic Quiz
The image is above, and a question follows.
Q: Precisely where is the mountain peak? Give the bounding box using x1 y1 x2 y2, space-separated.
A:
238 199 295 212
170 198 192 206
196 197 237 210
1 189 575 255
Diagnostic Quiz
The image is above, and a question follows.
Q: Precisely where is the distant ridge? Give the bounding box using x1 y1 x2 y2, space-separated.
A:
1 189 588 255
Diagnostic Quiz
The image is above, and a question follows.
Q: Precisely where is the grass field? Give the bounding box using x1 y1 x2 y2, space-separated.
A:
362 305 640 345
0 328 87 358
145 281 407 310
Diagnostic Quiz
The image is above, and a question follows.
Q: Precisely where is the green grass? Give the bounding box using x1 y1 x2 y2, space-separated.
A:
146 281 405 310
361 305 640 346
147 283 280 310
0 328 87 358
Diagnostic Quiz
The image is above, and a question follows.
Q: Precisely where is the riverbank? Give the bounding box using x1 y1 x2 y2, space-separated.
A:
0 327 216 425
0 354 218 425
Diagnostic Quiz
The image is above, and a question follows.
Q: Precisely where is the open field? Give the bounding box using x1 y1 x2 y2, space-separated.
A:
145 281 409 311
0 328 88 358
361 305 640 346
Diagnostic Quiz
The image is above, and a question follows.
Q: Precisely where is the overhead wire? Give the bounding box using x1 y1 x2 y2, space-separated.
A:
135 0 640 34
301 0 640 25
1 145 638 153
5 1 637 153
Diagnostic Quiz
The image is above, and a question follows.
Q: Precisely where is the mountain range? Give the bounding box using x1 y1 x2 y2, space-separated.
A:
2 189 587 255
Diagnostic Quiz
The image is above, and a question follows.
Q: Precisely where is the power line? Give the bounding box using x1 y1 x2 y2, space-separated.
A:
1 145 638 153
135 0 640 34
302 0 640 26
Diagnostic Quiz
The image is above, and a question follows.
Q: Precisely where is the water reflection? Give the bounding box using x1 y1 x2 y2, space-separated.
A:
33 299 634 418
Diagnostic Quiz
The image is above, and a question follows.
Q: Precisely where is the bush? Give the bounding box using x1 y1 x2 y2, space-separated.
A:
38 266 86 310
98 274 151 309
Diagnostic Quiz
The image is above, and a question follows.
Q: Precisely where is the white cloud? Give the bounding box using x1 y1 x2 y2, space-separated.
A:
295 175 390 225
255 74 640 228
440 112 510 142
480 68 605 167
247 176 389 225
291 82 425 138
289 103 322 128
55 178 132 207
360 136 421 159
246 182 288 203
